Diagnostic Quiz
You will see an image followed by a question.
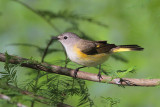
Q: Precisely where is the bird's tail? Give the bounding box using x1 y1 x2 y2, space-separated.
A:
112 45 144 53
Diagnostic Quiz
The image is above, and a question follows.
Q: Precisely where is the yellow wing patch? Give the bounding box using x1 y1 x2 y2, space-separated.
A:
73 45 88 58
73 45 110 66
96 45 100 48
73 45 108 61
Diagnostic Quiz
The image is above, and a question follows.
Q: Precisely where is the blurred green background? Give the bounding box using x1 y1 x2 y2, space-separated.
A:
0 0 160 107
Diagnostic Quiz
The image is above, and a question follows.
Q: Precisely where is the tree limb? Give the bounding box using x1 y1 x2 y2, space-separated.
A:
0 53 159 87
0 93 27 107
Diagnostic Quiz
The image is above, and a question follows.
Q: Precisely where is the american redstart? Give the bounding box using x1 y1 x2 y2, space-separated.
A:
53 32 144 81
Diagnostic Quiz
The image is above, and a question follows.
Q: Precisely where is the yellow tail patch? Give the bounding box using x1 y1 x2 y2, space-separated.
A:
112 48 132 53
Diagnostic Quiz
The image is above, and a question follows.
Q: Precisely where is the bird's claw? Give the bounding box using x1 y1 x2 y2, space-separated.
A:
97 73 103 82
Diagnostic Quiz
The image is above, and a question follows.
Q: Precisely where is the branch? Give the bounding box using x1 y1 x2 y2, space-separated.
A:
0 93 26 107
0 53 159 87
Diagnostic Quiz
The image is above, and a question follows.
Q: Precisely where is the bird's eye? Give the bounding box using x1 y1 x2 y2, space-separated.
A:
64 36 68 40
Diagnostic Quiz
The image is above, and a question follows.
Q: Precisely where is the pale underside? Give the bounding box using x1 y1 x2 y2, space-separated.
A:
65 44 110 67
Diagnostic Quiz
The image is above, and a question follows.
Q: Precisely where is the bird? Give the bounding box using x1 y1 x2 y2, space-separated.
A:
53 32 144 81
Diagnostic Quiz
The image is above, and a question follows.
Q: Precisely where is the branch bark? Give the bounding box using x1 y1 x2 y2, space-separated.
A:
0 93 26 107
0 53 159 87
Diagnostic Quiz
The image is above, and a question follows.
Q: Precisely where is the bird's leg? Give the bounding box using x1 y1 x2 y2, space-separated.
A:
74 66 86 78
97 64 103 82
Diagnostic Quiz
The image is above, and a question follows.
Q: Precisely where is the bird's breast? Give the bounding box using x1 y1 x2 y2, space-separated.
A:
67 45 110 66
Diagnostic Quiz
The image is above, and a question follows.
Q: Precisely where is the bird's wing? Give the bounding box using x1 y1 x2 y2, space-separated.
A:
95 41 117 54
77 40 117 55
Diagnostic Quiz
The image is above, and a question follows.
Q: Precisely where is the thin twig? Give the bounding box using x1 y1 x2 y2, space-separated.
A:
41 37 55 63
12 0 61 33
0 83 71 106
0 52 160 87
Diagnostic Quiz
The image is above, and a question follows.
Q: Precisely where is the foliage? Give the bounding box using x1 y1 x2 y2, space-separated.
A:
101 97 120 107
115 66 135 78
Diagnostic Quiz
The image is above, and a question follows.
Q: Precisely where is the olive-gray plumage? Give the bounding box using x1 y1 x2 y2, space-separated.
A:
57 32 143 66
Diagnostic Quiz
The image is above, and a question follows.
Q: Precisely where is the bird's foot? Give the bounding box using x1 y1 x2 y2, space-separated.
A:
73 66 86 78
74 68 79 78
118 78 137 88
97 73 103 82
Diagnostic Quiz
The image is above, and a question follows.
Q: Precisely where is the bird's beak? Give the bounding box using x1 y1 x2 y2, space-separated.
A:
52 36 59 40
